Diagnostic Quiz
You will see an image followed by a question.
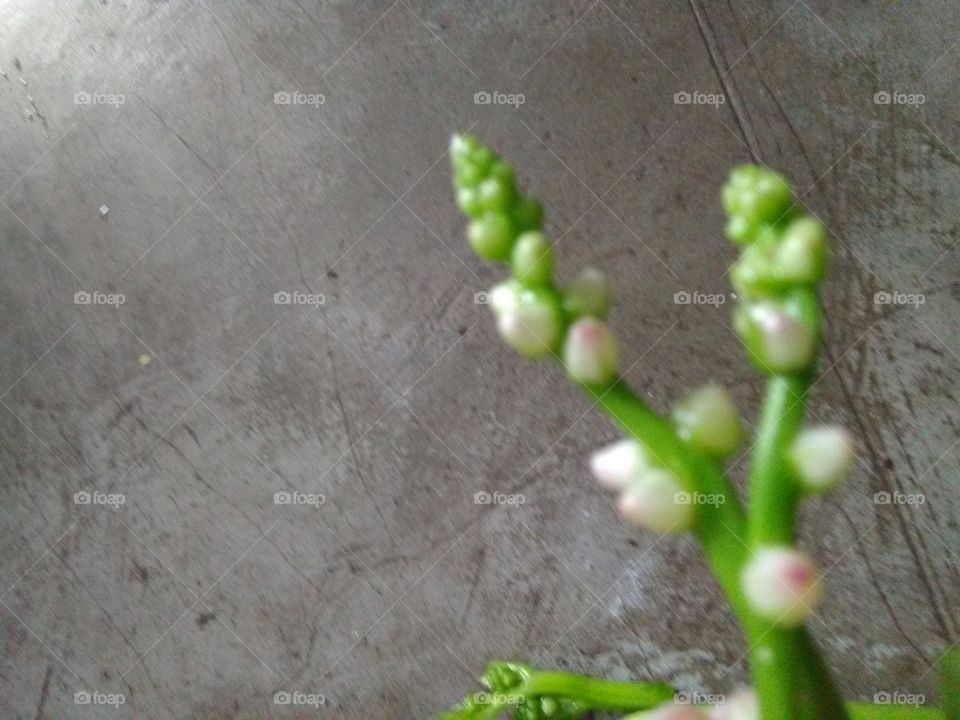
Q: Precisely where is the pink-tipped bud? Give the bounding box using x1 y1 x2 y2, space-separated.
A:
789 426 854 494
753 304 816 371
616 468 693 533
707 688 758 720
496 298 562 359
563 317 619 384
742 547 822 626
589 439 649 491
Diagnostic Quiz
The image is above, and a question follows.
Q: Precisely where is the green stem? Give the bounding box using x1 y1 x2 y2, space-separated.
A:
746 373 850 720
848 702 944 720
582 380 750 619
623 702 941 720
525 671 673 710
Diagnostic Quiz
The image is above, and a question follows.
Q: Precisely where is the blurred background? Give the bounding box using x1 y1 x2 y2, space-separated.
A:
1 1 958 718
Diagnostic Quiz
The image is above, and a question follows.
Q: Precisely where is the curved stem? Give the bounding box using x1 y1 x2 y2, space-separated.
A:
583 380 749 619
525 671 673 710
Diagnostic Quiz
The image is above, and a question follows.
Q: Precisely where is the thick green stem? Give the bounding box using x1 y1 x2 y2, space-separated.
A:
746 373 850 720
525 671 673 710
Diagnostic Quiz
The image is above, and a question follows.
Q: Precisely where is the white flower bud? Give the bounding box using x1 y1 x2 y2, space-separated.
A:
752 303 816 371
742 547 822 626
616 468 693 533
671 384 744 457
496 297 561 359
707 688 758 720
563 267 610 319
789 426 854 493
563 317 619 384
488 279 522 317
589 439 650 491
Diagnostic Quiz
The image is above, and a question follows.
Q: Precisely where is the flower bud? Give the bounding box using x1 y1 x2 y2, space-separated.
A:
467 212 515 261
589 439 650 491
671 384 744 457
488 279 522 317
456 186 484 217
496 293 562 359
512 195 544 232
777 217 826 284
563 317 619 385
511 231 553 286
616 468 693 533
476 176 513 213
734 297 818 373
742 547 822 626
707 689 758 720
789 426 854 493
563 267 610 320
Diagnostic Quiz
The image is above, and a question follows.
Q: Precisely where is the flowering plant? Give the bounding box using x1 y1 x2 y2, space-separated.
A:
437 135 958 720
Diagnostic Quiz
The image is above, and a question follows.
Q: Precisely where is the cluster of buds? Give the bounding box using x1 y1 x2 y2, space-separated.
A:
722 165 826 374
590 439 693 533
451 134 619 383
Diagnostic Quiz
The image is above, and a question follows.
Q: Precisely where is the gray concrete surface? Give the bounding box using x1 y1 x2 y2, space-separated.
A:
1 1 958 718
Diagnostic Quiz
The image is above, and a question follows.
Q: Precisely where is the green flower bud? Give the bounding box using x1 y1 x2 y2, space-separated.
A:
671 384 744 457
734 290 821 373
454 162 485 188
495 290 563 359
511 231 553 286
563 267 609 320
488 161 515 193
455 186 484 217
722 164 793 229
450 133 479 166
476 176 514 213
731 218 827 295
467 212 515 261
512 196 544 233
777 217 827 283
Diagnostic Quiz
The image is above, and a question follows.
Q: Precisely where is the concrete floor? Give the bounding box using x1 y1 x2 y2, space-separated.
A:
1 1 958 718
